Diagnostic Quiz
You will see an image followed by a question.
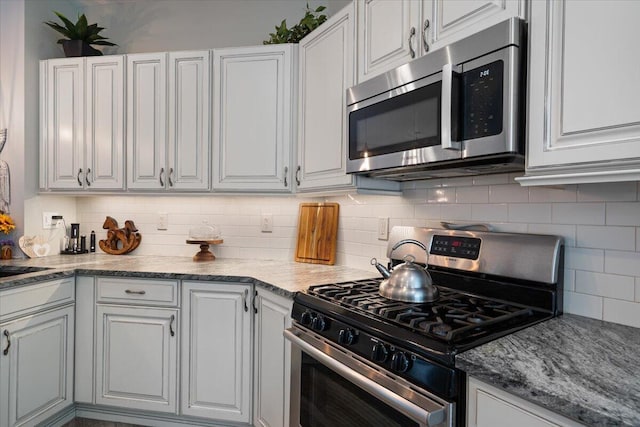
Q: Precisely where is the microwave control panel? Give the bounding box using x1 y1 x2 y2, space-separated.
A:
462 60 503 140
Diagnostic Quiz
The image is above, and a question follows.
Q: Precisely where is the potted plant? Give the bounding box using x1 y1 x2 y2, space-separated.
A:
264 3 327 44
44 11 117 57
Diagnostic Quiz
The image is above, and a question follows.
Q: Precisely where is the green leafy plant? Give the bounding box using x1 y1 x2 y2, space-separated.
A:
264 4 327 44
44 11 117 50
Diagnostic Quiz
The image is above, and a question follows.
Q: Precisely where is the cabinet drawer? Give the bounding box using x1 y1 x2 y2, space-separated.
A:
96 277 178 306
0 278 75 323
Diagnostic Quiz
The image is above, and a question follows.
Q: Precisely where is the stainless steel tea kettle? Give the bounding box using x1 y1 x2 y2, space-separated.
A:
371 239 439 303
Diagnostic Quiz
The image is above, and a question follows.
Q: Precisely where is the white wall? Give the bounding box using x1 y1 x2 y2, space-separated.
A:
74 176 640 329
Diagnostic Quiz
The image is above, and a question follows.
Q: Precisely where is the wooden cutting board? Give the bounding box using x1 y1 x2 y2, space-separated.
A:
295 203 339 265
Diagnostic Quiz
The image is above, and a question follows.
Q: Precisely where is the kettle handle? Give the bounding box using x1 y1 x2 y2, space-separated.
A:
390 239 427 254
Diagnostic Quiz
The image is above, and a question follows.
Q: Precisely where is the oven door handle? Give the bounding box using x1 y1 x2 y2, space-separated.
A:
284 329 446 427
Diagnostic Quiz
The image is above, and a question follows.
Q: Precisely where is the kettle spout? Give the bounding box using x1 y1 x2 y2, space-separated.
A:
370 258 391 279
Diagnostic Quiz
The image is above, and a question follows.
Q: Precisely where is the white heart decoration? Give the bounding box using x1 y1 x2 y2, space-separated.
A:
32 243 50 257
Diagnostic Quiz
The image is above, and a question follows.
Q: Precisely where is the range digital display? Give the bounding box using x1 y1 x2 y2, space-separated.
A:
430 235 481 260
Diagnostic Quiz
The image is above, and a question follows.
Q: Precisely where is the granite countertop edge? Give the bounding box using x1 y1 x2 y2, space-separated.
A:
456 314 640 427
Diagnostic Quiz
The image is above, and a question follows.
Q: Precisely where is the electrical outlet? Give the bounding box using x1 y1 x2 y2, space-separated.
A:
42 212 60 229
377 217 389 240
157 212 168 230
261 213 273 233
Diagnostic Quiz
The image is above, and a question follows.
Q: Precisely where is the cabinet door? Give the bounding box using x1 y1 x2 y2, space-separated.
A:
45 58 85 190
181 282 251 423
127 53 167 190
168 51 210 191
421 0 525 55
253 289 292 427
297 4 355 190
521 0 640 184
213 45 293 192
95 305 178 413
357 0 421 82
0 306 74 427
85 56 125 190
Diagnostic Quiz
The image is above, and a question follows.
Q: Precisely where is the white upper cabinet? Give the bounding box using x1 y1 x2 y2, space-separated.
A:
357 0 525 83
41 56 125 191
297 3 401 194
126 53 167 190
212 45 295 192
517 0 640 186
168 51 210 190
298 4 354 190
127 51 210 191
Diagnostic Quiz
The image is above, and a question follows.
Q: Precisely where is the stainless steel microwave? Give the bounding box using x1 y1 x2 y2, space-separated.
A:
346 18 526 181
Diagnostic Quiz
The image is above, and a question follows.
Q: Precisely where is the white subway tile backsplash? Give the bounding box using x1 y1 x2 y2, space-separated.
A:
605 250 640 277
603 298 640 328
552 203 605 225
606 202 640 226
471 204 508 222
565 247 604 272
563 291 603 318
526 224 577 247
489 184 529 203
575 271 635 301
508 203 551 223
529 185 577 203
577 226 636 251
577 182 638 202
456 186 489 203
69 176 640 328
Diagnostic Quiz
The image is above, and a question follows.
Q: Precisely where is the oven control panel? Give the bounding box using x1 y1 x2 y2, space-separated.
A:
430 235 481 260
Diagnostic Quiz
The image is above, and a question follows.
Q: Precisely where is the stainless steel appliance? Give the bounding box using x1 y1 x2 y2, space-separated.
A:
346 18 526 181
285 226 563 427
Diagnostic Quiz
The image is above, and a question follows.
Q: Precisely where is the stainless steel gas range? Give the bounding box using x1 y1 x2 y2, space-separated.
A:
285 226 564 427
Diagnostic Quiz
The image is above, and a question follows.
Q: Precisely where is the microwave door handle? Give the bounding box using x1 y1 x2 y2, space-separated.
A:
441 63 461 150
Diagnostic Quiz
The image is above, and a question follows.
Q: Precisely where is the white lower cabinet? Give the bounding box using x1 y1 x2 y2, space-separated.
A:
253 289 292 427
0 278 75 427
467 377 584 427
180 281 252 423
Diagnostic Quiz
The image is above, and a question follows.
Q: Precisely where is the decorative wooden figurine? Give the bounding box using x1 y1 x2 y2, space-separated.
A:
99 216 142 255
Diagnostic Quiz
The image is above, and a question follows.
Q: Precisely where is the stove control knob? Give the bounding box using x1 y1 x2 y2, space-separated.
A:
300 310 314 326
371 342 389 363
311 315 327 331
338 328 356 345
391 352 410 373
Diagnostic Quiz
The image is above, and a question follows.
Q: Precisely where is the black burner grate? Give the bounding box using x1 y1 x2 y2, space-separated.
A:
308 280 534 343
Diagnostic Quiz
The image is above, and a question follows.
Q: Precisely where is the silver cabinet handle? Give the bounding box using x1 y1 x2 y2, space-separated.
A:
169 314 175 337
441 63 461 150
168 167 174 187
243 289 249 312
125 289 146 295
85 168 91 187
77 169 83 187
295 165 301 186
408 27 416 59
3 330 10 356
284 166 288 187
423 19 430 53
159 167 165 187
252 290 258 314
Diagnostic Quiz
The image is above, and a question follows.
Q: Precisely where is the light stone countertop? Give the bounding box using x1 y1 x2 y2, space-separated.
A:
0 254 376 297
456 314 640 427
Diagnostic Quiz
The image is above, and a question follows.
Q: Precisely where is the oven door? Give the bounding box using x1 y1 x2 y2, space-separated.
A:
284 326 453 427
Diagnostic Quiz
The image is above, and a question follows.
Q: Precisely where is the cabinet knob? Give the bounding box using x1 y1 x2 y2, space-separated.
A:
168 168 174 187
159 167 165 187
284 166 288 187
85 168 91 187
77 168 83 187
169 314 175 337
295 165 301 186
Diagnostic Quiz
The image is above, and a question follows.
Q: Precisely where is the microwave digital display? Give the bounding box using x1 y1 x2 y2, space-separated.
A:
462 60 504 140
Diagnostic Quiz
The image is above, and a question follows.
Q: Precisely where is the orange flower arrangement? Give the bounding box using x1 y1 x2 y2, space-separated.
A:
0 212 15 235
